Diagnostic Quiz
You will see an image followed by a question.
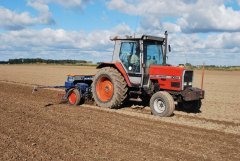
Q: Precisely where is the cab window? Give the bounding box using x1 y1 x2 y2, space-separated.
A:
144 41 163 67
119 42 140 73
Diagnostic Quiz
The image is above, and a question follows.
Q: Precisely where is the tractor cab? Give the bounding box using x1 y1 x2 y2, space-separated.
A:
110 33 168 87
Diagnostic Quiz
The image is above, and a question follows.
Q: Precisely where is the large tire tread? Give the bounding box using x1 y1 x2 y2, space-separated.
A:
92 67 128 109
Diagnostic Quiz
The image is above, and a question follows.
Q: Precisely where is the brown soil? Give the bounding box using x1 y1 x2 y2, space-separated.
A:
0 65 240 160
0 64 97 86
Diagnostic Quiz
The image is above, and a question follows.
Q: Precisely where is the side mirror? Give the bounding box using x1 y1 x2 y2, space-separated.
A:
168 45 171 52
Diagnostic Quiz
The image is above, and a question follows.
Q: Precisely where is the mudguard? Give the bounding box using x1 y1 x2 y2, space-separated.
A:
97 62 132 87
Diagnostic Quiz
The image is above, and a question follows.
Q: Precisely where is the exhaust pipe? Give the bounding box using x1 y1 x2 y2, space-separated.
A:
163 31 168 65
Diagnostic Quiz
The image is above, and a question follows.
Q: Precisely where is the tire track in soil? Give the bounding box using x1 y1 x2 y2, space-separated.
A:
121 106 240 127
1 79 240 134
1 82 240 160
2 79 239 128
84 104 240 135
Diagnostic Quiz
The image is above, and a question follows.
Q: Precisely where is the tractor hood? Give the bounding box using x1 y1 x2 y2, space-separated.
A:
149 65 187 91
149 65 185 77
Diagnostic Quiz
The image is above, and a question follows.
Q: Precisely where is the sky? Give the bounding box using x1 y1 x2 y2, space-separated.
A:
0 0 240 65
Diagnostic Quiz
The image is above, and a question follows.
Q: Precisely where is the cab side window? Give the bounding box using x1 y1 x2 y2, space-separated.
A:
119 42 140 73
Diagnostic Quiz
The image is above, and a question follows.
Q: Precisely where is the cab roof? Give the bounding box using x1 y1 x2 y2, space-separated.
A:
110 35 165 42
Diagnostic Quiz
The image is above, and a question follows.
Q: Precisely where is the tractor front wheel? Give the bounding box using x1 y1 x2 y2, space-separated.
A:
92 67 128 109
150 91 175 117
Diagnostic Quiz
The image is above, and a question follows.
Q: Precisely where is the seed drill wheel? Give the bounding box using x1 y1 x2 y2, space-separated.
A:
92 67 128 109
68 89 81 106
150 91 175 117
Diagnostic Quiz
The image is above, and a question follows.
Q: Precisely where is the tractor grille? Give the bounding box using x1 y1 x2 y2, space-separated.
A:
183 70 193 89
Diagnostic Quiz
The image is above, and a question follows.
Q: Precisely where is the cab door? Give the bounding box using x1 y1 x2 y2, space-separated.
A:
141 40 164 87
118 41 142 86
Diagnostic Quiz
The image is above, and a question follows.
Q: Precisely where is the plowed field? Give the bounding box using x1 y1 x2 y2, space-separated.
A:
0 64 240 160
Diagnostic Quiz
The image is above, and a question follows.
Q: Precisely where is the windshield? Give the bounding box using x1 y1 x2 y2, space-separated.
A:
143 41 163 67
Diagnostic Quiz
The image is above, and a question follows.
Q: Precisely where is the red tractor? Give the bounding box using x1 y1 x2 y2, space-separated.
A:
34 31 204 117
91 31 204 116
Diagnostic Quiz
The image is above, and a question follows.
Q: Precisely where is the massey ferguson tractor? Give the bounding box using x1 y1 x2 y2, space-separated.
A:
34 31 204 117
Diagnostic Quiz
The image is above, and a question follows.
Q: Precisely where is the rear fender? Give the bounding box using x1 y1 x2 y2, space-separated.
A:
97 62 132 87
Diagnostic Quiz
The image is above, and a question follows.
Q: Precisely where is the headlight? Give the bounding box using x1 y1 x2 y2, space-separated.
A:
189 82 192 86
184 82 187 86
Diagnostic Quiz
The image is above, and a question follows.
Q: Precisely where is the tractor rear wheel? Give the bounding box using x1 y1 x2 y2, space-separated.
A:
150 91 175 117
68 89 81 106
92 67 128 109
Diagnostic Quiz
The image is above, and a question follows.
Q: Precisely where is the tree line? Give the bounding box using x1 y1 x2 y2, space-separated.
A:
184 63 240 71
0 58 92 64
0 59 239 70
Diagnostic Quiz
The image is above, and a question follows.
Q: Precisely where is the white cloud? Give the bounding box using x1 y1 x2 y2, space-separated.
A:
107 0 190 17
0 24 132 62
112 23 132 35
0 7 53 30
107 0 240 33
106 0 240 65
178 3 240 33
52 0 91 9
139 16 162 32
1 0 239 65
1 26 240 65
167 32 240 65
27 1 55 25
26 0 92 23
28 0 91 10
0 0 91 30
206 32 240 49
